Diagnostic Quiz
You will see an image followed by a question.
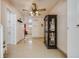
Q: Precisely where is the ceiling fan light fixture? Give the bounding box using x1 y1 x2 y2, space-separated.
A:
23 2 46 16
36 11 39 16
30 11 33 14
30 12 34 16
30 11 39 16
36 11 38 14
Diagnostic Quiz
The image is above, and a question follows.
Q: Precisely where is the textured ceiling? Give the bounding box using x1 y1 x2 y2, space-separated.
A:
7 0 61 16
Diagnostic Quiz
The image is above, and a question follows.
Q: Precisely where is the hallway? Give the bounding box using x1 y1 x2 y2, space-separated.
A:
7 35 65 58
1 0 79 58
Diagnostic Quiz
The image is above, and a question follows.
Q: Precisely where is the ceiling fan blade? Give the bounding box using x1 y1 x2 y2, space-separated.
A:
38 9 46 11
32 3 37 11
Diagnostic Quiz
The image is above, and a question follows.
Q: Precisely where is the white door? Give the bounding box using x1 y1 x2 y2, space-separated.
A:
0 24 3 58
11 13 16 44
68 0 79 57
6 9 16 44
6 9 11 44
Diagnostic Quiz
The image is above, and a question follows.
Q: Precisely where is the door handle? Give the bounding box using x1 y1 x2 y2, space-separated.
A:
76 24 79 27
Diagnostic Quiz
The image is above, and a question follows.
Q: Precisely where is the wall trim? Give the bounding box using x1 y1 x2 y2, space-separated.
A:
32 37 44 39
17 38 25 44
58 47 67 58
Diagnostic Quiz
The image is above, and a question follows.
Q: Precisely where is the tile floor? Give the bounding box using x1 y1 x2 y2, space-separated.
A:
7 35 66 58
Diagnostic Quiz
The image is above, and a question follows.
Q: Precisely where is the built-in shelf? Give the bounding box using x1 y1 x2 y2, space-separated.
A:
44 15 57 49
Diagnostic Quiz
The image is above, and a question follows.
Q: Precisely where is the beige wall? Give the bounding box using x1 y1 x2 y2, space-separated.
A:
1 0 24 44
49 0 67 54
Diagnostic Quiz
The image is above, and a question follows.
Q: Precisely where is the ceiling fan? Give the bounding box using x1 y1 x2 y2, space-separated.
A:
23 3 46 16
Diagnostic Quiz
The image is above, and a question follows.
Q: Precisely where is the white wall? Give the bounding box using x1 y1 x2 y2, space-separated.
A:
0 0 2 57
24 16 44 38
24 16 32 35
1 0 24 44
49 0 67 54
1 0 8 45
16 22 24 43
32 16 44 38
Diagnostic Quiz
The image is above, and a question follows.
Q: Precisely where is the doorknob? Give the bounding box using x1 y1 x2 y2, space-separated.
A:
76 24 79 27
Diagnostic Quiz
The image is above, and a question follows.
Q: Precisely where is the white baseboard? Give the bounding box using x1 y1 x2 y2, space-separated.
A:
58 47 67 58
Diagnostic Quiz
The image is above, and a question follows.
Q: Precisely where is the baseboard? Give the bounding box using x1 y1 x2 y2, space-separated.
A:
58 48 67 58
32 37 44 39
17 38 25 44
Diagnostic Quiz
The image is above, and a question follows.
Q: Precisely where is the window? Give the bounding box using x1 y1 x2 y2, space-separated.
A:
28 19 32 28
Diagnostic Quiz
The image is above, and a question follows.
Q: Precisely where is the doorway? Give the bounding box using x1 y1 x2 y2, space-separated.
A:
6 9 16 44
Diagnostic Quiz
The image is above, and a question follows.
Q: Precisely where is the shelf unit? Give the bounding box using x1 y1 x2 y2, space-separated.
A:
44 15 57 49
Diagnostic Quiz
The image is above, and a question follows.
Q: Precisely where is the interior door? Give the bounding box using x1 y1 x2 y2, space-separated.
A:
7 9 12 44
0 24 3 58
10 13 16 44
68 0 79 57
6 9 16 44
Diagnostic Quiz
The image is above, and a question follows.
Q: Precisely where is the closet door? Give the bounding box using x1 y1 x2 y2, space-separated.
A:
6 9 11 44
68 0 79 57
6 9 16 44
0 25 3 58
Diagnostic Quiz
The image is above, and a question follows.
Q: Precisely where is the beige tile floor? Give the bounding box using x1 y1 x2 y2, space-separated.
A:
7 35 66 58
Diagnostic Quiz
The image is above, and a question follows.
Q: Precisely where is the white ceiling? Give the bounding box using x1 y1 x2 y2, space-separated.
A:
8 0 61 16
